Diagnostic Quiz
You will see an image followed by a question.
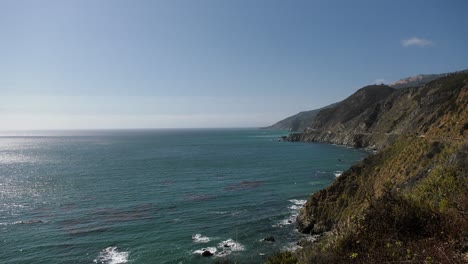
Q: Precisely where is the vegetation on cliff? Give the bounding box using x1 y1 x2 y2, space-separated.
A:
264 102 338 131
268 72 468 263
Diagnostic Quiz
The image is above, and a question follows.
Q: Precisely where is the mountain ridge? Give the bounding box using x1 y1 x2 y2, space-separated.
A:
267 69 468 133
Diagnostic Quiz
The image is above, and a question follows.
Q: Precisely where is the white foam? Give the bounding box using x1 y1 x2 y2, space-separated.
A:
94 247 128 264
192 239 245 257
193 247 217 255
283 242 303 252
273 214 297 227
288 199 306 206
288 205 302 210
274 199 306 227
334 171 343 178
217 239 244 251
192 234 210 243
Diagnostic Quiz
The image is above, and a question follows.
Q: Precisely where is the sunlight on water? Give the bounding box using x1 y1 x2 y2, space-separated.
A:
0 129 368 263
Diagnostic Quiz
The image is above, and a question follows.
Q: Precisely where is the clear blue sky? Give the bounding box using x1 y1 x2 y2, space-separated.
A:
1 0 467 129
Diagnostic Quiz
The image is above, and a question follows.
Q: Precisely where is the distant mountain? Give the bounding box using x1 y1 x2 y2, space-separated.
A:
266 84 394 132
267 69 468 133
293 72 468 149
389 69 468 89
265 102 338 131
389 73 446 89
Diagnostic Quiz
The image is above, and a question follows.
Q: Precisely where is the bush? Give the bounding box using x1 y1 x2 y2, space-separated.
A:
265 251 297 264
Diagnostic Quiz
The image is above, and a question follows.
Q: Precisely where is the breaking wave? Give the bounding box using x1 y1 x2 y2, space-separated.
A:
94 247 128 264
192 233 210 243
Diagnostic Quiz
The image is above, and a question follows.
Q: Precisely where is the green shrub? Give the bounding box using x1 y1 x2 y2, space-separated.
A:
265 251 297 264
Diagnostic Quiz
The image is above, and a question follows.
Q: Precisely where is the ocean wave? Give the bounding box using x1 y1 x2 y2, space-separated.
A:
283 242 303 252
274 199 306 227
94 247 128 264
288 205 302 210
288 199 306 206
334 171 343 178
273 214 297 227
193 239 245 258
0 219 48 226
217 239 245 252
193 247 217 255
192 234 210 243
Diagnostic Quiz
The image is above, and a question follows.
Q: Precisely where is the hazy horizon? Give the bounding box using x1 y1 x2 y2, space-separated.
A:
2 0 468 130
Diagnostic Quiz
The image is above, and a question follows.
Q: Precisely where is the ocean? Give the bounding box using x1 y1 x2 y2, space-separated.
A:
0 129 368 264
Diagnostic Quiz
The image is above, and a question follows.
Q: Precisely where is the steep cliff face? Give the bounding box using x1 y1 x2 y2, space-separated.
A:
293 73 468 263
298 73 468 149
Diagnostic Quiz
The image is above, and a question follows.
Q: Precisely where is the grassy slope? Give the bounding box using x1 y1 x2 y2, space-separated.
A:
267 74 468 263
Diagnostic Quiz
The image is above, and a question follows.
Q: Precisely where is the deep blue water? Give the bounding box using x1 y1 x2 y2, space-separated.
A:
0 129 367 263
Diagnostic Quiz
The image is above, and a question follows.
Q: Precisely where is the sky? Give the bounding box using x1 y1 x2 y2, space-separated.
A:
1 0 468 130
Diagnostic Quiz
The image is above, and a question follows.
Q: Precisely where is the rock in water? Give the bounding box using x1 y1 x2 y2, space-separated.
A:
202 250 213 257
264 236 275 242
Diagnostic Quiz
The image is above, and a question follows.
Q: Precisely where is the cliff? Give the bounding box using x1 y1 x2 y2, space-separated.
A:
267 72 468 263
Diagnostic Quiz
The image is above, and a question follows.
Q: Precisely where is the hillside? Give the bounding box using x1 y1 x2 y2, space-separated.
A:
267 70 468 133
267 72 468 263
265 102 338 131
291 73 468 150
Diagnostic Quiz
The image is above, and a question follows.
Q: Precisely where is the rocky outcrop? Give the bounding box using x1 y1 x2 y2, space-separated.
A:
201 250 213 257
280 133 303 142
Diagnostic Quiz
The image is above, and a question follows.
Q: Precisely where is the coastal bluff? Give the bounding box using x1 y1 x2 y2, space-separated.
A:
269 72 468 263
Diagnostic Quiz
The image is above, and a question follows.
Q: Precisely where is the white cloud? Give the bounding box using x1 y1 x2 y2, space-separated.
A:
401 37 433 47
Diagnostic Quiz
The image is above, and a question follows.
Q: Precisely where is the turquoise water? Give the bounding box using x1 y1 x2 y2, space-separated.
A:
0 129 367 263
